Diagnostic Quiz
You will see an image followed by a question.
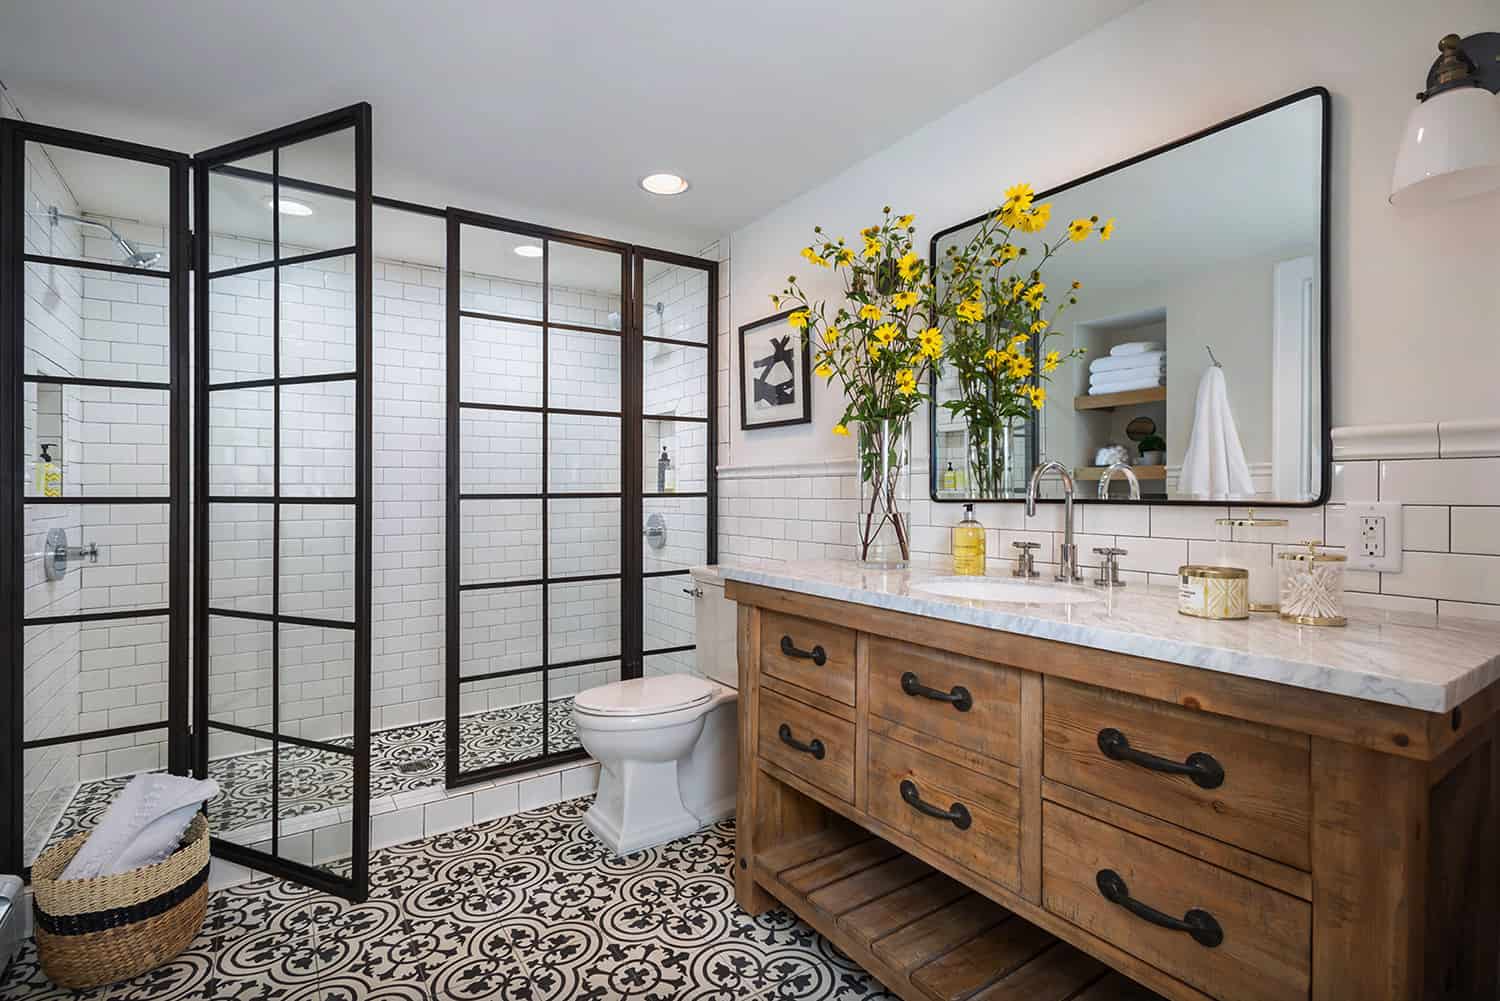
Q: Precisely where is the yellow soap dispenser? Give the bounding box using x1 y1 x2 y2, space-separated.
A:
952 503 986 576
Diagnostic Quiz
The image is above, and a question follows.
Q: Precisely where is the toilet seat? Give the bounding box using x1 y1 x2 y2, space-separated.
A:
574 675 717 718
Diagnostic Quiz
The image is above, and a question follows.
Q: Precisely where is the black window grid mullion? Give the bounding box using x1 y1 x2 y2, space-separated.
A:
270 145 281 858
540 238 550 760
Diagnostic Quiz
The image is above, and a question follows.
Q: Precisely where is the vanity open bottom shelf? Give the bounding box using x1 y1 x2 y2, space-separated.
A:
756 821 1163 1001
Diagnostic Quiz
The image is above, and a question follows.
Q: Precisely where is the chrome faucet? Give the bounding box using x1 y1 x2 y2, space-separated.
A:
1098 462 1142 501
1026 460 1082 583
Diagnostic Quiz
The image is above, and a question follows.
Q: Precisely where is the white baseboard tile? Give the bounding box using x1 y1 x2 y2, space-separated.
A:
1331 422 1439 461
1439 419 1500 458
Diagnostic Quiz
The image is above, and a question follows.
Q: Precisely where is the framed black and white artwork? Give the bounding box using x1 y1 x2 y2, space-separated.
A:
738 309 811 430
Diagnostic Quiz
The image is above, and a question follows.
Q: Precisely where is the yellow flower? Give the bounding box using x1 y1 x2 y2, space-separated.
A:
873 323 898 345
801 246 829 268
834 247 855 267
1019 202 1051 233
1099 218 1116 241
862 236 882 259
815 363 834 379
998 243 1020 263
1023 282 1046 309
861 226 880 238
894 214 915 229
832 423 850 437
954 299 985 324
1009 333 1029 351
984 348 1013 371
788 310 809 330
858 303 883 323
1029 319 1049 335
1027 385 1047 409
1043 350 1061 373
895 369 918 396
918 327 943 360
897 252 922 280
825 325 841 341
868 341 883 360
1067 218 1093 242
891 290 919 310
1009 355 1034 379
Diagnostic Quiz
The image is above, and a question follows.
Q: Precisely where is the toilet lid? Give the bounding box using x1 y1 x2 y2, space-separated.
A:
574 675 717 717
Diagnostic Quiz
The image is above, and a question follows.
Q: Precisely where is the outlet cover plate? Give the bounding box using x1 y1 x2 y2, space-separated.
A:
1345 501 1402 572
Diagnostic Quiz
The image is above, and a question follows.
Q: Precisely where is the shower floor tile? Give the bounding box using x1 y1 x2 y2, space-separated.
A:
35 698 580 863
1 798 898 1001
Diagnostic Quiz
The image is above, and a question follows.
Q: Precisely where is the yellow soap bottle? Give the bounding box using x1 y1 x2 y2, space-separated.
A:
952 503 986 576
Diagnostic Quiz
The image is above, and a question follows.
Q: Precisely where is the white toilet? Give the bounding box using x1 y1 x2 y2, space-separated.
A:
573 566 739 856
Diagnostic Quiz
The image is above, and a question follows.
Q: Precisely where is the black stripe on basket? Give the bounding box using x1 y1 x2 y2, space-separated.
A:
34 865 208 936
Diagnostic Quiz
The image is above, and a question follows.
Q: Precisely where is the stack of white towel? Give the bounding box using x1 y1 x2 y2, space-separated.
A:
1088 341 1165 396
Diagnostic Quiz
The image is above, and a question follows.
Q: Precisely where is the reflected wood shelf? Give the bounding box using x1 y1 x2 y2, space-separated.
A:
1074 465 1166 482
1074 386 1166 411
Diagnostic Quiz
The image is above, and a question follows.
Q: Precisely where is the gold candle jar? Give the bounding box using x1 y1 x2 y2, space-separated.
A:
1278 540 1346 626
1178 565 1250 620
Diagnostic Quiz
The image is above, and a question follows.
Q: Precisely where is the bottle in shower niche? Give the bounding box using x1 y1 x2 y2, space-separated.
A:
952 504 986 576
658 446 676 493
34 443 61 497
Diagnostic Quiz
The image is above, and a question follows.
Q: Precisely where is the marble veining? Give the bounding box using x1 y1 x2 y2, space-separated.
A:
720 559 1500 712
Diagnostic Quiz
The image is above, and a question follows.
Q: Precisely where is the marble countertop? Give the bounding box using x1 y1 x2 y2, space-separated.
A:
718 559 1500 713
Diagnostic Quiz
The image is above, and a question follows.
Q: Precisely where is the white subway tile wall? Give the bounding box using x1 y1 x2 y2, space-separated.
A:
718 448 1500 629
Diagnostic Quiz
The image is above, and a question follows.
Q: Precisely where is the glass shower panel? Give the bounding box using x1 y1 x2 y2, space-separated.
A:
208 387 274 496
547 242 622 330
24 730 170 866
23 502 169 617
460 317 542 407
278 503 356 622
457 669 545 774
23 262 172 383
208 503 274 614
276 128 356 253
642 496 707 573
548 329 620 412
458 586 544 680
279 379 356 498
206 152 275 268
643 575 696 653
548 578 622 666
548 497 620 577
207 270 275 385
279 257 356 378
460 499 542 585
460 229 543 320
641 260 710 344
548 413 620 494
23 142 171 270
459 409 542 495
643 418 707 493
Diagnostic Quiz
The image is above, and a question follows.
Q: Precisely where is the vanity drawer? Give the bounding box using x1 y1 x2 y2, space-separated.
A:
867 636 1020 767
1042 802 1310 1001
759 610 857 706
1043 678 1311 869
866 732 1021 892
758 688 856 803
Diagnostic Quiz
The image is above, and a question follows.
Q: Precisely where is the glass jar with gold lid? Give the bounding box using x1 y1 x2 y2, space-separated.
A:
1277 540 1346 626
1213 509 1289 612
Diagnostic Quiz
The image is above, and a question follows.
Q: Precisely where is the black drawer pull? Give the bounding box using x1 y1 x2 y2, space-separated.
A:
900 671 973 712
1096 869 1223 948
899 779 972 830
1097 728 1225 790
777 723 825 760
780 635 827 666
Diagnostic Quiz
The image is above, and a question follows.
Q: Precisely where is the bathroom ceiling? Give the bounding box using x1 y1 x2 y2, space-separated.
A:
0 0 1143 249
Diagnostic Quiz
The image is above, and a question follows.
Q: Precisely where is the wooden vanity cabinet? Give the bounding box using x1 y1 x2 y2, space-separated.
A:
729 580 1500 1001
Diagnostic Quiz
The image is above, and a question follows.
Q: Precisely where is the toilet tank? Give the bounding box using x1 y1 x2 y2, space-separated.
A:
692 568 738 690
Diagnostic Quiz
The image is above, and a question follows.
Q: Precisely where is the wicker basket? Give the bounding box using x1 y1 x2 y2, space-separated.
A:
30 813 209 990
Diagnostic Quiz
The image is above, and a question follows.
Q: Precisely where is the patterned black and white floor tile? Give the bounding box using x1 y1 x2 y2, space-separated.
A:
1 797 899 1001
39 700 580 860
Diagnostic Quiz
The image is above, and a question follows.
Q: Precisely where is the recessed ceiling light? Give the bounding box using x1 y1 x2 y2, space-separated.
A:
514 244 543 258
640 173 690 196
266 197 314 217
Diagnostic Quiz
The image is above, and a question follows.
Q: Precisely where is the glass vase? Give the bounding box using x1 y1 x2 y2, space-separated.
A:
965 417 1014 500
854 418 912 569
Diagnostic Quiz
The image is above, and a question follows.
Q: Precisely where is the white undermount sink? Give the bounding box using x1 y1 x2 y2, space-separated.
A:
913 576 1103 605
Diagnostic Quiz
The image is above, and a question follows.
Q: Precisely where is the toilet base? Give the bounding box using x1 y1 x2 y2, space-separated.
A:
584 758 701 856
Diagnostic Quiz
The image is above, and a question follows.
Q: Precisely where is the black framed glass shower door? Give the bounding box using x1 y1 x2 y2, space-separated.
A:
445 209 632 786
1 120 191 877
192 104 373 900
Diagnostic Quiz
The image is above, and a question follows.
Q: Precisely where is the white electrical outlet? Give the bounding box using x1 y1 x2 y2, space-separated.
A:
1344 501 1402 572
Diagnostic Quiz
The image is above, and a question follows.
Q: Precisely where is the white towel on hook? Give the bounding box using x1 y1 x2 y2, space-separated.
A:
1177 365 1255 499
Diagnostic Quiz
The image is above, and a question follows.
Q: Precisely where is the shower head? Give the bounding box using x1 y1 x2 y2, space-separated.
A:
44 207 161 269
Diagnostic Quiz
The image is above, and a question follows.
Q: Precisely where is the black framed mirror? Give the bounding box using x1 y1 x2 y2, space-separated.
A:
929 87 1330 506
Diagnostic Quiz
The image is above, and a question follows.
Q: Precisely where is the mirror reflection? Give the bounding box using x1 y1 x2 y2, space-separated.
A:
932 92 1325 504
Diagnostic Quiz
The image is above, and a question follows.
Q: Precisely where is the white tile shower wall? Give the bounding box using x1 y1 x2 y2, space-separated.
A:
717 425 1500 629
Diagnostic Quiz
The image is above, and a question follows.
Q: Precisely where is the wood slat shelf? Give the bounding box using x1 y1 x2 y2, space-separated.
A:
756 824 1166 1001
1074 386 1166 411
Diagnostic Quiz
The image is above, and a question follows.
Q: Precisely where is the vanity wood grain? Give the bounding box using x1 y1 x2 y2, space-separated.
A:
730 579 1500 1001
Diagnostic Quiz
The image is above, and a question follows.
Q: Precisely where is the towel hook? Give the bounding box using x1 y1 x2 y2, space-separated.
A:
1205 345 1222 368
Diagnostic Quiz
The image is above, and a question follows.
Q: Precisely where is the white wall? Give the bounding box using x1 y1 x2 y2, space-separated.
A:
726 0 1500 468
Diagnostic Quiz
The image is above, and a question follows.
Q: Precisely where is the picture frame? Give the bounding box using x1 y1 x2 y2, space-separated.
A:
738 309 812 431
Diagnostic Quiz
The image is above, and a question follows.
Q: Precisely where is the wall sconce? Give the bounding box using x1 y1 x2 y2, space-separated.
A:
1390 32 1500 206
